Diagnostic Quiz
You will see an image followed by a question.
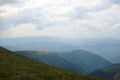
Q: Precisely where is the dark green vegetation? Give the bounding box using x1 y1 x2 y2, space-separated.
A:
0 47 104 80
90 64 120 80
16 50 112 74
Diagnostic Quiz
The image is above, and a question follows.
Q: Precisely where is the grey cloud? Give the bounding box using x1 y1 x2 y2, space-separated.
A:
112 0 120 4
0 0 19 6
95 0 120 11
0 7 71 30
0 8 44 30
65 7 90 20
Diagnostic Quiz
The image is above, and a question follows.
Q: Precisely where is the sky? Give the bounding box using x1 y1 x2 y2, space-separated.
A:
0 0 120 39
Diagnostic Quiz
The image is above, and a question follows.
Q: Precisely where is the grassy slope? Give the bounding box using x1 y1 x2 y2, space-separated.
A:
0 47 104 80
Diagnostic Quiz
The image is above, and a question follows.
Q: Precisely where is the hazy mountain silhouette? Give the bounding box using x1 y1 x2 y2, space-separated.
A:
16 49 112 74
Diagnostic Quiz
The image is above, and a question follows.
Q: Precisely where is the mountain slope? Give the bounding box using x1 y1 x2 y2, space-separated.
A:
0 46 104 80
90 64 120 80
16 49 112 74
79 38 120 63
59 50 112 73
16 51 84 73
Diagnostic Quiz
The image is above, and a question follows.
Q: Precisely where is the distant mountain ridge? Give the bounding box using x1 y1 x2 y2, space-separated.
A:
1 37 120 63
16 49 112 74
0 46 104 80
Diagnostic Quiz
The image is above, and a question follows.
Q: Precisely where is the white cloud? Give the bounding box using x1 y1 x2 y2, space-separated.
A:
0 0 120 39
0 5 19 17
113 23 120 29
0 23 36 38
0 23 78 39
85 5 120 28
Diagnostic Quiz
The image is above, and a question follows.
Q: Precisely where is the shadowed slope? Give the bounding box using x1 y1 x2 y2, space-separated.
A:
0 47 104 80
16 49 112 74
90 64 120 80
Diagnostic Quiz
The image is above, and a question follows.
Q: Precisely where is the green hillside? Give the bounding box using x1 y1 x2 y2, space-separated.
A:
90 64 120 80
0 47 104 80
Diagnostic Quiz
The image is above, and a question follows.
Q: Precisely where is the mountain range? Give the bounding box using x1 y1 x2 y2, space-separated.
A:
0 46 104 80
16 49 112 74
0 37 120 63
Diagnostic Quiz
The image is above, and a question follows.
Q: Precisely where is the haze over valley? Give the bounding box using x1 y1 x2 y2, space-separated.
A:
0 0 120 80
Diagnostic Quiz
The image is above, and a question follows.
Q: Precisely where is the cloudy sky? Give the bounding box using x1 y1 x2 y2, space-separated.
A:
0 0 120 39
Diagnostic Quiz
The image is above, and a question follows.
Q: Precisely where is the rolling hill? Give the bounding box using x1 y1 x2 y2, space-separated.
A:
0 46 104 80
90 64 120 80
16 49 112 74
